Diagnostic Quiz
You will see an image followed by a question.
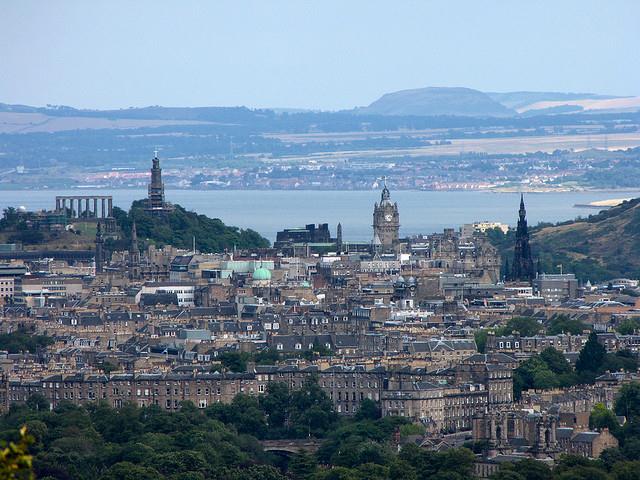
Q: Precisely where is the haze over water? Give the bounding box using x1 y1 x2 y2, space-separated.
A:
3 189 638 242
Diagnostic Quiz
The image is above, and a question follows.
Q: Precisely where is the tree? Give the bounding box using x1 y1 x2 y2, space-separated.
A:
611 461 640 480
615 382 640 420
539 347 572 375
513 355 559 398
99 462 162 480
575 331 606 377
260 382 289 431
616 318 640 335
217 351 250 372
475 330 489 354
602 351 639 376
0 427 34 480
387 458 417 480
355 399 381 421
99 361 119 375
288 376 337 438
532 369 558 390
496 317 542 337
507 458 552 480
489 470 525 480
555 466 609 480
288 450 317 480
590 403 620 433
547 315 587 335
25 394 49 412
600 448 625 471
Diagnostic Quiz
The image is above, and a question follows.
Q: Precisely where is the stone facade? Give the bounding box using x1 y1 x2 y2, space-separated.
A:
372 182 400 252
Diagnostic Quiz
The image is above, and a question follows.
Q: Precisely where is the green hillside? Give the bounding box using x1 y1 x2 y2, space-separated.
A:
488 198 640 282
112 200 270 253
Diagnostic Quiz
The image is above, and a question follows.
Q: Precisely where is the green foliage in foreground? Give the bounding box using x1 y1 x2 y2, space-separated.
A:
6 381 640 479
110 199 270 253
0 390 476 480
0 426 34 480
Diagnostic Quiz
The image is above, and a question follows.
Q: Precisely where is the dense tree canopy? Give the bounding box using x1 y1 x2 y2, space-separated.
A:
3 379 640 479
111 200 270 253
0 330 54 354
495 317 542 337
547 315 588 335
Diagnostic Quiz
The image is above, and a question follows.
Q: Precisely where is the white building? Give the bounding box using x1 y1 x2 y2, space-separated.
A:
139 282 195 307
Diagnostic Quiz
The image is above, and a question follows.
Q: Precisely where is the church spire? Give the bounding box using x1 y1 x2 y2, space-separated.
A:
519 193 526 220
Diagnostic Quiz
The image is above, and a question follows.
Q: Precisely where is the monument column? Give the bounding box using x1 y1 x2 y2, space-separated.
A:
108 198 113 217
93 198 98 218
101 198 106 218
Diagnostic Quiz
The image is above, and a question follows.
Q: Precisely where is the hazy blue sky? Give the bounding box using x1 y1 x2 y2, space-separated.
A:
2 0 639 110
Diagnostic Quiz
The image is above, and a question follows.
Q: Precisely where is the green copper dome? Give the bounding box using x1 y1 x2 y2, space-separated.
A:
253 267 272 281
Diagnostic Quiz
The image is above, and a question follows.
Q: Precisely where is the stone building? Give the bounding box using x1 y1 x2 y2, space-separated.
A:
511 194 534 282
372 180 400 252
145 151 173 215
473 410 618 459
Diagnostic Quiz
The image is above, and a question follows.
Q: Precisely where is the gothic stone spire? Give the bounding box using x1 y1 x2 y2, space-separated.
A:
511 194 534 281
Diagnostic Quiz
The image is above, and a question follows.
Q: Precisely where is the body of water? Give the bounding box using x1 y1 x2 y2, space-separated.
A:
2 189 639 242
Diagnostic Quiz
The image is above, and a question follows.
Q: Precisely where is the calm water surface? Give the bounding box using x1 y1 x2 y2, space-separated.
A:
2 189 639 241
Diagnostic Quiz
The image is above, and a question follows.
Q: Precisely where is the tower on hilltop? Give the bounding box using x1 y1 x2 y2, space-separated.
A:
511 194 534 281
145 150 173 215
372 178 400 252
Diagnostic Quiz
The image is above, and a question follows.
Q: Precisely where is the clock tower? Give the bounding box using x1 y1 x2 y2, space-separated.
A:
372 179 400 252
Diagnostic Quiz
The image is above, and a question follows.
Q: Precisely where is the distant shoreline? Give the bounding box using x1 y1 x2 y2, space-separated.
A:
1 186 640 195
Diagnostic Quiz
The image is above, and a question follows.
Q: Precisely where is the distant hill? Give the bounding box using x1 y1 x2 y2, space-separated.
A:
2 87 639 134
358 87 515 117
486 91 621 110
357 87 640 118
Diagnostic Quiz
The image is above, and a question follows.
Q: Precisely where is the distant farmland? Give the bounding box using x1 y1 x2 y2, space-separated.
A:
266 131 640 162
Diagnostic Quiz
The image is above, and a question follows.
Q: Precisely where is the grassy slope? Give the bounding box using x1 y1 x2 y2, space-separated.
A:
532 198 640 281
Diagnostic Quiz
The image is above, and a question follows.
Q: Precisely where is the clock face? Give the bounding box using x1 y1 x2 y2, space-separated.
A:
384 213 393 222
